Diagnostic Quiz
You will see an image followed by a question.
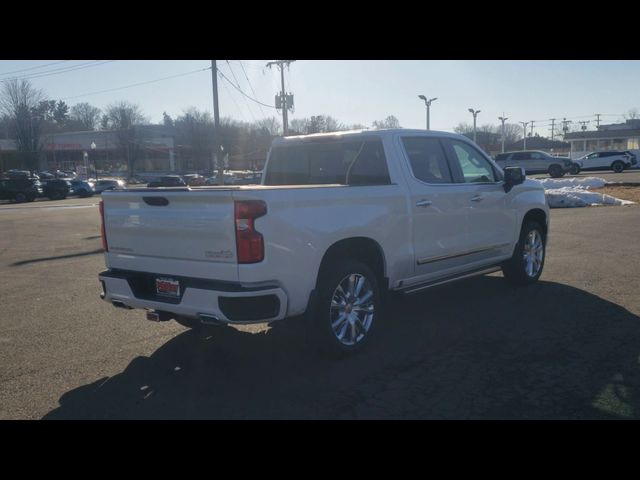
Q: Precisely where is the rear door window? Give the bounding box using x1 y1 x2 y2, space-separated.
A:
512 152 530 161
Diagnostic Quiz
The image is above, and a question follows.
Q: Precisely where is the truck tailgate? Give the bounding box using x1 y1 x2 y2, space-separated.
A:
102 189 239 281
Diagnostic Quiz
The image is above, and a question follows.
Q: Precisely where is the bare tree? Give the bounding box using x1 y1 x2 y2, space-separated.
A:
289 118 309 135
0 79 47 170
174 107 214 171
453 122 474 135
502 123 521 145
70 102 102 130
253 117 281 136
623 108 639 120
372 115 401 129
102 101 147 178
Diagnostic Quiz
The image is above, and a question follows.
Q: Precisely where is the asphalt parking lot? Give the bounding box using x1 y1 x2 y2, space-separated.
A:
1 174 639 419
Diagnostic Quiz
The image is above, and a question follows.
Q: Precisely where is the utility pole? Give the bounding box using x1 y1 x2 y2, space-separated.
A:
561 118 572 140
595 113 601 129
550 118 556 140
211 60 223 184
519 121 529 150
468 108 481 143
267 60 295 135
529 120 535 137
498 115 508 153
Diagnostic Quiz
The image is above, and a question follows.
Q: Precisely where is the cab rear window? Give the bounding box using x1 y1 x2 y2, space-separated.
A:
264 138 390 186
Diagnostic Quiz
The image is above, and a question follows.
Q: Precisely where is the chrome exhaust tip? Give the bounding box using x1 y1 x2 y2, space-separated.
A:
146 310 172 322
112 300 132 309
199 313 226 326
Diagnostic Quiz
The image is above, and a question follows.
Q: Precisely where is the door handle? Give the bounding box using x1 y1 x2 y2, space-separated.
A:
470 195 484 202
416 199 432 207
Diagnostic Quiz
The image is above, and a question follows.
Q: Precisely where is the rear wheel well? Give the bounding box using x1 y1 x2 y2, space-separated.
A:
316 237 387 289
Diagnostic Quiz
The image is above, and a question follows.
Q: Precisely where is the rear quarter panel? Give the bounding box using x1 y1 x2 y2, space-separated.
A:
233 185 412 316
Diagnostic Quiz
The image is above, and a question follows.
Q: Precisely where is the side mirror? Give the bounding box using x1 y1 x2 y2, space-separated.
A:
503 166 525 193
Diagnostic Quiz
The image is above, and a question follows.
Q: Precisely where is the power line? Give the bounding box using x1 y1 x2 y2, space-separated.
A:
0 60 70 77
217 70 276 109
225 61 257 122
218 71 247 121
1 61 114 82
61 67 211 101
238 61 267 118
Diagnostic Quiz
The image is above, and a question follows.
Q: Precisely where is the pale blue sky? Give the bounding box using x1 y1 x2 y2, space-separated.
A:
1 60 638 134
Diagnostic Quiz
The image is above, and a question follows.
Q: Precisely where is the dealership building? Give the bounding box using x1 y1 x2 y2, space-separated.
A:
0 125 175 175
565 119 640 159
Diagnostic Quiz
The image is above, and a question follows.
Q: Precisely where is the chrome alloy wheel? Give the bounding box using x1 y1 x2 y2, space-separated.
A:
329 273 375 346
523 229 544 277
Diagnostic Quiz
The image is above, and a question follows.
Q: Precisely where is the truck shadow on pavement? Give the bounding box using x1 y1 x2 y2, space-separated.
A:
43 276 640 419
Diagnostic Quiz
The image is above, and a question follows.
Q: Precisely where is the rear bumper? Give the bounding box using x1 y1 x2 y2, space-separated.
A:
99 269 288 324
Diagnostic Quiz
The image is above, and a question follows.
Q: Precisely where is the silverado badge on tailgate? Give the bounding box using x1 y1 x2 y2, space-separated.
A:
156 277 180 298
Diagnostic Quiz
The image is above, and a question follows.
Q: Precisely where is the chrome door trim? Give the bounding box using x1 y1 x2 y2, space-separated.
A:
417 242 511 265
402 265 502 294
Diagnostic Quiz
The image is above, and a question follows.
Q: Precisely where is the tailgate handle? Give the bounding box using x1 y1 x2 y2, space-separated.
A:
143 196 169 206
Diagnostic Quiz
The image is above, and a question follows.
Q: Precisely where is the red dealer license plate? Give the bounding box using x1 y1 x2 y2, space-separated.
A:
156 277 180 298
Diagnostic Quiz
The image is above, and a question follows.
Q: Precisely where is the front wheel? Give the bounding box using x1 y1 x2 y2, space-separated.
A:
569 164 580 175
548 165 564 178
502 221 546 286
312 259 381 355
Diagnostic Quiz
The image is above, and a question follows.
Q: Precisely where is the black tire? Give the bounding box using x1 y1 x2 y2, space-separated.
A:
612 161 624 173
311 259 382 355
569 164 580 175
14 192 26 203
502 220 546 286
548 164 564 178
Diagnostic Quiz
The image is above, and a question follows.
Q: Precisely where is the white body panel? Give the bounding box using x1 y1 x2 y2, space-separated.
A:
576 152 631 170
100 129 549 323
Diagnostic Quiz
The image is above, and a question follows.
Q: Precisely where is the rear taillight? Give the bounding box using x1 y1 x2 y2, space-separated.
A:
234 200 267 264
99 200 108 252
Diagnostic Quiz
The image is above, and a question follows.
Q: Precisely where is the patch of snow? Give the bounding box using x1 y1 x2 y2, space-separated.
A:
537 176 607 189
545 187 635 208
531 176 636 208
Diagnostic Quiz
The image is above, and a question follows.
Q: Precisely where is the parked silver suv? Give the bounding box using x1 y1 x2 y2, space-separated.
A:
494 150 576 178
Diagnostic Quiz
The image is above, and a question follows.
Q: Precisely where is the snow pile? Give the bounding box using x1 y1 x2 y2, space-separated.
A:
532 176 636 208
545 187 635 208
537 176 607 190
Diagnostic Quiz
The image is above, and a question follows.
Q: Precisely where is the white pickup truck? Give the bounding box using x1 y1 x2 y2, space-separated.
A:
99 129 549 353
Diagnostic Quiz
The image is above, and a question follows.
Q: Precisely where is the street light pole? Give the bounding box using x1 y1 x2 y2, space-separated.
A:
498 115 508 153
418 95 438 130
91 142 97 181
519 122 529 150
468 108 481 143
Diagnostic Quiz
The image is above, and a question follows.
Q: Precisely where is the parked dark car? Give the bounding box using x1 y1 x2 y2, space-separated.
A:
147 176 187 188
94 179 126 193
0 177 43 202
232 173 263 185
182 174 206 186
494 150 576 177
5 170 39 180
42 179 71 200
69 180 95 197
